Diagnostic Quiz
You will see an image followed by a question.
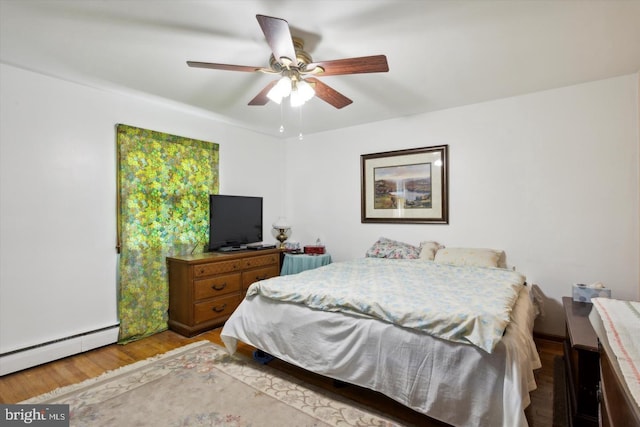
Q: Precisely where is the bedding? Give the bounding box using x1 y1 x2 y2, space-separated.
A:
246 258 524 353
589 298 640 413
418 240 444 260
434 247 505 268
364 237 421 259
221 258 540 427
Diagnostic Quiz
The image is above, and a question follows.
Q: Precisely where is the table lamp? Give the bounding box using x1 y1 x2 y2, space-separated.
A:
272 217 291 248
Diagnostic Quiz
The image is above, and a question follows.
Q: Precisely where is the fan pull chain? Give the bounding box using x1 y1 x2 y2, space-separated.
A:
279 102 285 134
298 106 304 141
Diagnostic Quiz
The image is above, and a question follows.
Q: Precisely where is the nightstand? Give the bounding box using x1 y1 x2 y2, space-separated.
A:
281 253 332 275
562 297 599 427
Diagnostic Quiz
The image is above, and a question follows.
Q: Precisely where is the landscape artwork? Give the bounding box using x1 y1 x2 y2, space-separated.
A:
361 145 448 224
373 163 431 209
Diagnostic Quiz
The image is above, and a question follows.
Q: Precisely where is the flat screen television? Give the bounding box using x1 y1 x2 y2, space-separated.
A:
208 194 263 251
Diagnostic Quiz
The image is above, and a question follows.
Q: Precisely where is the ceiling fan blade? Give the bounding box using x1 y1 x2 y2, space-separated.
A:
306 78 353 109
187 61 261 72
256 14 297 66
306 55 389 76
248 80 278 105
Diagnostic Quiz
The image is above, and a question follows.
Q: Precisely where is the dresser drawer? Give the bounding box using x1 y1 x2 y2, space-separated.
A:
242 265 280 289
168 248 282 337
242 253 279 269
193 260 241 278
193 294 242 324
194 273 241 300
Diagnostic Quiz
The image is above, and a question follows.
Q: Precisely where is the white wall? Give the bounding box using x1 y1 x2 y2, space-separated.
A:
1 63 637 351
284 74 640 336
0 63 284 355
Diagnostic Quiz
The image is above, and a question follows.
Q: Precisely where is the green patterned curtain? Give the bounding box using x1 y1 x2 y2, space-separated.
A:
116 124 219 343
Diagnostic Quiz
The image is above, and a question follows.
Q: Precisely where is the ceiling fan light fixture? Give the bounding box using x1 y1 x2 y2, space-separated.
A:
267 76 292 104
297 79 315 102
290 78 315 107
290 88 304 107
188 15 389 110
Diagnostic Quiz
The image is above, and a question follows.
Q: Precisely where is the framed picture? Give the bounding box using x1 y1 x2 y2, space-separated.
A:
361 145 449 224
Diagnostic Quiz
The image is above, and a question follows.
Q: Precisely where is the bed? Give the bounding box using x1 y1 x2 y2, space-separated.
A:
589 298 640 427
221 246 541 427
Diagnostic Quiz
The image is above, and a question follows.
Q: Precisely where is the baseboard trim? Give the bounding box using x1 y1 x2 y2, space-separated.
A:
0 324 120 376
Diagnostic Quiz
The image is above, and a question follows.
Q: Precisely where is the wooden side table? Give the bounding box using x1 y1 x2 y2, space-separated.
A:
562 296 599 427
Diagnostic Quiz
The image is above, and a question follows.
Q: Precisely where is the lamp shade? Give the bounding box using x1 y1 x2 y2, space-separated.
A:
289 89 304 107
272 217 291 229
267 76 292 104
297 79 315 102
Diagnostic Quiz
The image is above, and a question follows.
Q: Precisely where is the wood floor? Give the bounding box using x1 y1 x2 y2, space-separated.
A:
0 329 563 426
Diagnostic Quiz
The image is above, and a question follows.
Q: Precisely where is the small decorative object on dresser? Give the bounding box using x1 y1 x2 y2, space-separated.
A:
166 249 280 337
272 217 291 249
562 297 599 427
303 238 326 255
303 245 326 255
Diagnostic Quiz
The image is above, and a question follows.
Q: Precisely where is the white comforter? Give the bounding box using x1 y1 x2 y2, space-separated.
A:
248 258 525 353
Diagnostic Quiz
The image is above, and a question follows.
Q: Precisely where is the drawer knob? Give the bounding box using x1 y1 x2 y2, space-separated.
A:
212 304 227 313
256 275 267 280
212 283 226 291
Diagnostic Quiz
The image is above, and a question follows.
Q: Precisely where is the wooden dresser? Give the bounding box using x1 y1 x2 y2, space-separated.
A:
563 297 599 427
167 249 281 337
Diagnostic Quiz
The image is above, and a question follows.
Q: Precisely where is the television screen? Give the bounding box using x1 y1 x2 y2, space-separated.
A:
208 195 263 251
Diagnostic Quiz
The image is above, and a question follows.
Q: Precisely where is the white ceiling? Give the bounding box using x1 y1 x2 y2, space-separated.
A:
2 0 640 138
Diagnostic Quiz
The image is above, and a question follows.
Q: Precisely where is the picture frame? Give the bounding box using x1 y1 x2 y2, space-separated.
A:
361 145 449 224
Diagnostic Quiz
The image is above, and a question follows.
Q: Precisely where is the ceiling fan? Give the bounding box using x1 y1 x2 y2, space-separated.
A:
187 14 389 109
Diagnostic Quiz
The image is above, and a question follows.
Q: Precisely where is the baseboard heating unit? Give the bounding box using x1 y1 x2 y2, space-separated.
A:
0 324 120 376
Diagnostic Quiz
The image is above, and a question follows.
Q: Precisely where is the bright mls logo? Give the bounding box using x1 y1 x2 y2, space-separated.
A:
1 404 69 426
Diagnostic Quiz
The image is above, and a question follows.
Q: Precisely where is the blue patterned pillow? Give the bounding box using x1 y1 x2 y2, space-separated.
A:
365 237 421 259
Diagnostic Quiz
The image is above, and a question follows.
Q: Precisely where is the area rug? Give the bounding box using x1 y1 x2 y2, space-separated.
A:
23 341 401 427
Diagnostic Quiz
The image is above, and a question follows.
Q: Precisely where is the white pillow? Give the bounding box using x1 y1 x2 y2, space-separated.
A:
434 247 504 268
419 241 444 260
